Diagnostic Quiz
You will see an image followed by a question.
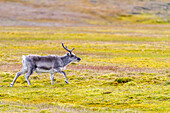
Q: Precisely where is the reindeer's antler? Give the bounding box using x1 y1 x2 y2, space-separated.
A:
62 43 75 53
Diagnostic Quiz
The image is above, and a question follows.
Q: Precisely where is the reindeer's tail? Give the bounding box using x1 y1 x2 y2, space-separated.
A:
22 55 27 70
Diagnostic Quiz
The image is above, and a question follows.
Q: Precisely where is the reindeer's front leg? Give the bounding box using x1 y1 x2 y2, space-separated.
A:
54 68 69 84
50 73 54 85
61 71 69 84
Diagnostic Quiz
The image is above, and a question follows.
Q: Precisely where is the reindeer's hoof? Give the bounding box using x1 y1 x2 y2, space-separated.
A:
65 81 69 84
10 84 13 87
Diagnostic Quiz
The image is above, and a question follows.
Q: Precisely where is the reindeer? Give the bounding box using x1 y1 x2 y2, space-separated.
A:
10 43 81 87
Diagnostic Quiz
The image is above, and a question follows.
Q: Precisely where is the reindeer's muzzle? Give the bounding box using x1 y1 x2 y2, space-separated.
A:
77 57 81 62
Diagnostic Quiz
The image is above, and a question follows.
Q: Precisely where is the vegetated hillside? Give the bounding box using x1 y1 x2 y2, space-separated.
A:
0 0 169 27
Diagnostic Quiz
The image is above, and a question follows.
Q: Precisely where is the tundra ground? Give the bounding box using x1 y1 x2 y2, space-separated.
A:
0 25 169 112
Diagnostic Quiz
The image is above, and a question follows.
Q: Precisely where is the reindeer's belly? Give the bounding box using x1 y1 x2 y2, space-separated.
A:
35 66 65 74
35 68 54 73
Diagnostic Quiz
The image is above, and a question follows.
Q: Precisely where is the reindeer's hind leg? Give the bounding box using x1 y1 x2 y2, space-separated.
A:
25 68 34 86
10 68 27 87
10 55 28 87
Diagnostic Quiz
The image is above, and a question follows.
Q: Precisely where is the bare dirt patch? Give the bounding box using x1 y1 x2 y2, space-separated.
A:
67 65 155 74
0 63 146 73
0 64 22 72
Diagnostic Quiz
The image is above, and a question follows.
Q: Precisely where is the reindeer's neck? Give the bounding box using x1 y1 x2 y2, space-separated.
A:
60 55 72 67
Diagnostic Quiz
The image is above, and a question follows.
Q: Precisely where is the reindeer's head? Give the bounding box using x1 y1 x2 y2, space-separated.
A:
62 43 81 62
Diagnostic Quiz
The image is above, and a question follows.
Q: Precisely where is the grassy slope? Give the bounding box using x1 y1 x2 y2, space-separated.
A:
0 0 169 27
0 25 169 112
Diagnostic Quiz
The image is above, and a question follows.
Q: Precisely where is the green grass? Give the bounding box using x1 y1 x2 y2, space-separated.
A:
0 25 170 112
117 14 170 24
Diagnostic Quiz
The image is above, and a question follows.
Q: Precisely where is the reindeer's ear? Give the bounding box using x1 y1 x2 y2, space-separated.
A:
67 52 70 56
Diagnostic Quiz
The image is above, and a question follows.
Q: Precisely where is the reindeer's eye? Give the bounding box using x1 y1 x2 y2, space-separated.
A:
71 55 74 57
